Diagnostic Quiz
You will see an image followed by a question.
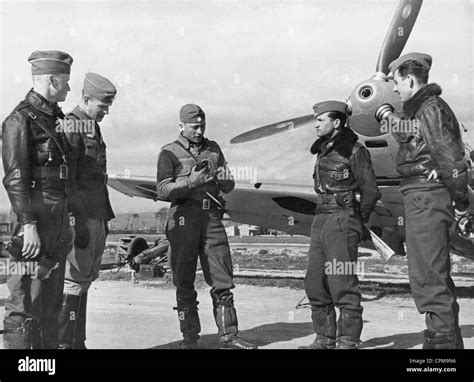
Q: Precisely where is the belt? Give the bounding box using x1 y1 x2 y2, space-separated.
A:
399 176 444 189
315 193 337 204
315 204 354 214
174 198 219 211
78 173 108 183
314 192 354 214
32 166 68 180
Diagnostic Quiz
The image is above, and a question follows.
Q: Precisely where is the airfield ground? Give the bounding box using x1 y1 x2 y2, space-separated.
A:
0 237 473 349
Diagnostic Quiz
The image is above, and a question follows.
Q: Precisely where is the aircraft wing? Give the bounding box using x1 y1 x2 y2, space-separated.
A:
107 175 399 238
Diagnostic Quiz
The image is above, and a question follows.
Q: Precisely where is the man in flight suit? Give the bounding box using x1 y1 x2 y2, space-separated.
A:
1 51 74 348
156 104 257 349
375 53 470 349
57 73 116 349
300 101 380 349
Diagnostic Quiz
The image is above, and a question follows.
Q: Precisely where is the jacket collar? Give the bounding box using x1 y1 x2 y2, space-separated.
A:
71 105 92 120
25 89 62 117
403 83 442 118
310 127 358 159
177 133 210 150
69 105 101 139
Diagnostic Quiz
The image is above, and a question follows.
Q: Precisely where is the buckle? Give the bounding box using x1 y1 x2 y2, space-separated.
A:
59 165 68 180
30 180 36 188
202 199 210 210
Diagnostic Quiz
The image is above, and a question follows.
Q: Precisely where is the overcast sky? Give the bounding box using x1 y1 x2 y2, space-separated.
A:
0 0 472 214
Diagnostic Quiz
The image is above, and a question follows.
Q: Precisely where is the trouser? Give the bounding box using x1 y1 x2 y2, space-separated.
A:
304 210 363 345
305 210 363 312
403 188 461 336
64 218 106 295
166 202 237 338
59 218 106 348
3 192 72 349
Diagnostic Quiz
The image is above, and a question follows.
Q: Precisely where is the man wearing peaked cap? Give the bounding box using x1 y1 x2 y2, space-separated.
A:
57 73 116 349
2 51 74 348
299 100 380 350
375 52 470 349
156 104 257 349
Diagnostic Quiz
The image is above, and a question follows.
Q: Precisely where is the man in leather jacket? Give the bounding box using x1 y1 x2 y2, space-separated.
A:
1 51 74 348
375 53 470 349
57 73 116 349
156 104 256 349
299 101 381 350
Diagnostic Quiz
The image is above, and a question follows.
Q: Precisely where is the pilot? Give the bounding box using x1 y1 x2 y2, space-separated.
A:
57 73 116 349
1 51 74 348
156 104 257 349
300 101 381 349
375 53 470 349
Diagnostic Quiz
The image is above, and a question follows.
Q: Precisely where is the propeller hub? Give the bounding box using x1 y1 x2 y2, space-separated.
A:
349 77 402 137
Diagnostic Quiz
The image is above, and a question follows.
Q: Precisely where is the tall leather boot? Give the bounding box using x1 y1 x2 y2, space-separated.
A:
422 330 457 349
2 317 34 349
174 301 201 349
40 316 60 349
455 328 464 349
213 301 257 349
73 293 88 349
58 294 81 349
336 309 363 349
299 306 336 349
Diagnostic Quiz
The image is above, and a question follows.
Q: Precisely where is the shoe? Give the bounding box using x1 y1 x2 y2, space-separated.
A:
180 337 199 349
299 336 335 349
220 335 257 349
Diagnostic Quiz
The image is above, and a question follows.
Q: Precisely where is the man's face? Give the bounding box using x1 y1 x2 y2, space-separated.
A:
51 74 70 103
393 70 413 103
181 122 206 143
314 112 336 138
85 97 111 122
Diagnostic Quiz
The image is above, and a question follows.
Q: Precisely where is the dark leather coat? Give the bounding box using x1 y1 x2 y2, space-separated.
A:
2 89 71 225
395 83 469 209
311 128 381 222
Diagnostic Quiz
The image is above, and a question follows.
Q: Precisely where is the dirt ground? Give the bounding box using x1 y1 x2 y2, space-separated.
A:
1 276 473 349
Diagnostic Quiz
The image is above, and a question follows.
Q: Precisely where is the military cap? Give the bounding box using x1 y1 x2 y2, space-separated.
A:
180 104 205 123
312 100 348 118
28 50 73 75
389 52 432 74
83 73 117 104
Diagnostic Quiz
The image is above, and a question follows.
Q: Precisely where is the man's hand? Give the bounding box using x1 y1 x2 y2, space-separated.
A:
454 208 472 238
188 165 214 188
375 103 395 122
22 223 41 259
74 221 90 249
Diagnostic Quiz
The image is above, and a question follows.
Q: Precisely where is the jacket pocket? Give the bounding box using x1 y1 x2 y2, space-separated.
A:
83 138 99 161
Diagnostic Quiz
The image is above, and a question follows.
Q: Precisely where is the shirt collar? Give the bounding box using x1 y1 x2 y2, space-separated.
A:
177 134 209 150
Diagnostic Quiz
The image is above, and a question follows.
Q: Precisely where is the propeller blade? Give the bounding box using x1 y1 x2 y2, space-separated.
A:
375 0 423 75
230 114 314 144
